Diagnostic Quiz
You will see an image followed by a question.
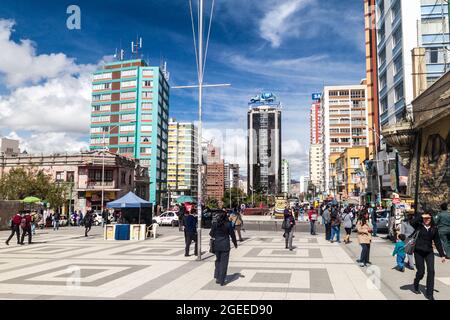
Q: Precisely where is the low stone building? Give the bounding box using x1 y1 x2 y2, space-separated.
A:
409 71 450 213
0 151 149 213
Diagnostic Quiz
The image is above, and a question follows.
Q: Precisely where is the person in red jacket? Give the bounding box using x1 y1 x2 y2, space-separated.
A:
308 206 318 235
5 212 22 245
20 212 32 245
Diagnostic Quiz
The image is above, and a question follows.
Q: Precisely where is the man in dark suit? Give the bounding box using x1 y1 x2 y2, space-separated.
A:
184 209 198 256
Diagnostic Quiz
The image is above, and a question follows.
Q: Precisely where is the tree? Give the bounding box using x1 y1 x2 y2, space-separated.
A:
0 167 68 210
205 197 219 209
222 188 246 209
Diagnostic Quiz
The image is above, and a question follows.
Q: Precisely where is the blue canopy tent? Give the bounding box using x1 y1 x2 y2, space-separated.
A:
106 192 152 224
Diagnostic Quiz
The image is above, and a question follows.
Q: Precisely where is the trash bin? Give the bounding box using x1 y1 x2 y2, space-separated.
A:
115 224 130 240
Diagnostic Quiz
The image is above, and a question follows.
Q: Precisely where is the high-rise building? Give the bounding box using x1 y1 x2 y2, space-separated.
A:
310 102 323 144
281 159 291 195
167 119 198 200
299 176 310 194
364 0 381 159
309 144 324 192
205 143 224 204
247 93 282 195
224 163 240 190
375 0 450 127
322 84 369 194
89 59 170 205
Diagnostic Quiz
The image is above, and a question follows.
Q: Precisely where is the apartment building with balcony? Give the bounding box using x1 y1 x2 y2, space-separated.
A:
0 151 149 213
322 84 369 194
89 59 169 205
376 0 450 127
167 120 198 200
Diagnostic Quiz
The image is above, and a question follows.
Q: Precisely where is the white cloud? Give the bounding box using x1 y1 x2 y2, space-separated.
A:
5 131 89 154
0 19 106 154
259 0 314 48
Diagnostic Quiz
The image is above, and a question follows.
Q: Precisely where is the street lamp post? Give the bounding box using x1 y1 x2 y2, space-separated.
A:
368 127 382 204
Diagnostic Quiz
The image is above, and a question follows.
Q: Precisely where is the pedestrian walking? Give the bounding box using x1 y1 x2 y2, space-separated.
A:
20 212 32 245
401 211 416 270
392 233 406 272
434 203 450 259
230 211 244 242
84 211 93 236
323 205 331 241
308 206 318 235
210 210 238 286
30 212 37 235
52 212 60 231
330 210 342 243
410 212 446 300
356 211 372 267
5 212 22 246
342 209 353 244
369 205 378 237
184 209 198 256
282 208 296 250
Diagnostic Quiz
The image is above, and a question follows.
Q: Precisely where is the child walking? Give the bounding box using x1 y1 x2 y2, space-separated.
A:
392 234 406 272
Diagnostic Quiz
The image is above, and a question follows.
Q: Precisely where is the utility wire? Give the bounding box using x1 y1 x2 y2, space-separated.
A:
203 0 215 80
189 0 200 80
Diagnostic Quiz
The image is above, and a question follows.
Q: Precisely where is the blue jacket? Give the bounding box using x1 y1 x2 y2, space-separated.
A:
392 240 405 257
184 215 197 233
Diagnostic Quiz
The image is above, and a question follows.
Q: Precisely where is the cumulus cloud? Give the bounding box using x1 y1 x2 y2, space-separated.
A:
0 19 106 153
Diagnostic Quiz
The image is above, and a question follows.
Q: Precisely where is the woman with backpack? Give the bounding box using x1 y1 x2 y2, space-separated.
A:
342 209 353 244
282 207 296 250
209 210 238 286
330 210 342 243
409 212 446 300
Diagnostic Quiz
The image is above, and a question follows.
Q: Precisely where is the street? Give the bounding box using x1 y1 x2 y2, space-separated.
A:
0 223 448 300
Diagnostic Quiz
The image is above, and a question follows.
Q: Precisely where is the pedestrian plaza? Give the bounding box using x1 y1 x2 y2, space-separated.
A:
0 224 449 300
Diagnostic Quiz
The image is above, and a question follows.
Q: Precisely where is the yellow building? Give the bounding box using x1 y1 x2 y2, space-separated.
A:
333 147 369 199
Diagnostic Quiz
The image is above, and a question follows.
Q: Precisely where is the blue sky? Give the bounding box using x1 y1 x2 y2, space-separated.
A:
0 0 366 179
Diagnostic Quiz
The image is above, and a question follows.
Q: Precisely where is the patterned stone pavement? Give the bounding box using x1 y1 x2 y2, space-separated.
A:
0 225 448 300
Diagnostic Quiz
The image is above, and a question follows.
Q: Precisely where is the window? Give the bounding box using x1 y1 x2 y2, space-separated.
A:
120 103 135 111
142 102 152 109
143 80 153 87
66 171 75 183
93 83 111 90
141 114 152 121
119 125 136 132
350 158 360 168
391 1 400 23
141 136 151 143
140 147 152 154
120 113 136 121
56 172 64 182
93 73 112 81
331 138 339 143
121 80 137 88
142 69 154 77
392 26 402 47
141 125 152 132
378 0 384 17
381 97 388 112
394 54 403 75
92 94 111 101
378 22 385 43
119 147 134 154
120 91 136 100
119 136 135 143
395 83 404 102
121 172 126 184
140 159 151 167
379 48 386 66
121 69 137 77
92 115 110 123
380 73 387 89
422 18 446 35
142 92 152 99
427 47 440 64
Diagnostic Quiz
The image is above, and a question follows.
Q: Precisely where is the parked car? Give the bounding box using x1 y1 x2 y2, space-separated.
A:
375 209 389 233
92 212 104 226
154 211 179 226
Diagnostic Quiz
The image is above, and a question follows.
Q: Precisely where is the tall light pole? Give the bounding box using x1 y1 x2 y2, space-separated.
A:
368 126 382 205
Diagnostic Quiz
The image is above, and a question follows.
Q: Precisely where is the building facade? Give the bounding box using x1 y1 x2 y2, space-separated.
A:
281 159 290 195
224 163 240 190
0 138 19 157
89 59 169 205
322 84 369 194
205 144 224 204
309 144 324 193
247 93 282 195
0 151 149 213
167 120 198 200
310 102 323 144
376 0 450 127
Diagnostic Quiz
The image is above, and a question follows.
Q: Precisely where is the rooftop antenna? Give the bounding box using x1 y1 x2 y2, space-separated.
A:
131 36 143 59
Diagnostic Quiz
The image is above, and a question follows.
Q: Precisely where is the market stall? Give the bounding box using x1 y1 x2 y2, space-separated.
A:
105 192 152 241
